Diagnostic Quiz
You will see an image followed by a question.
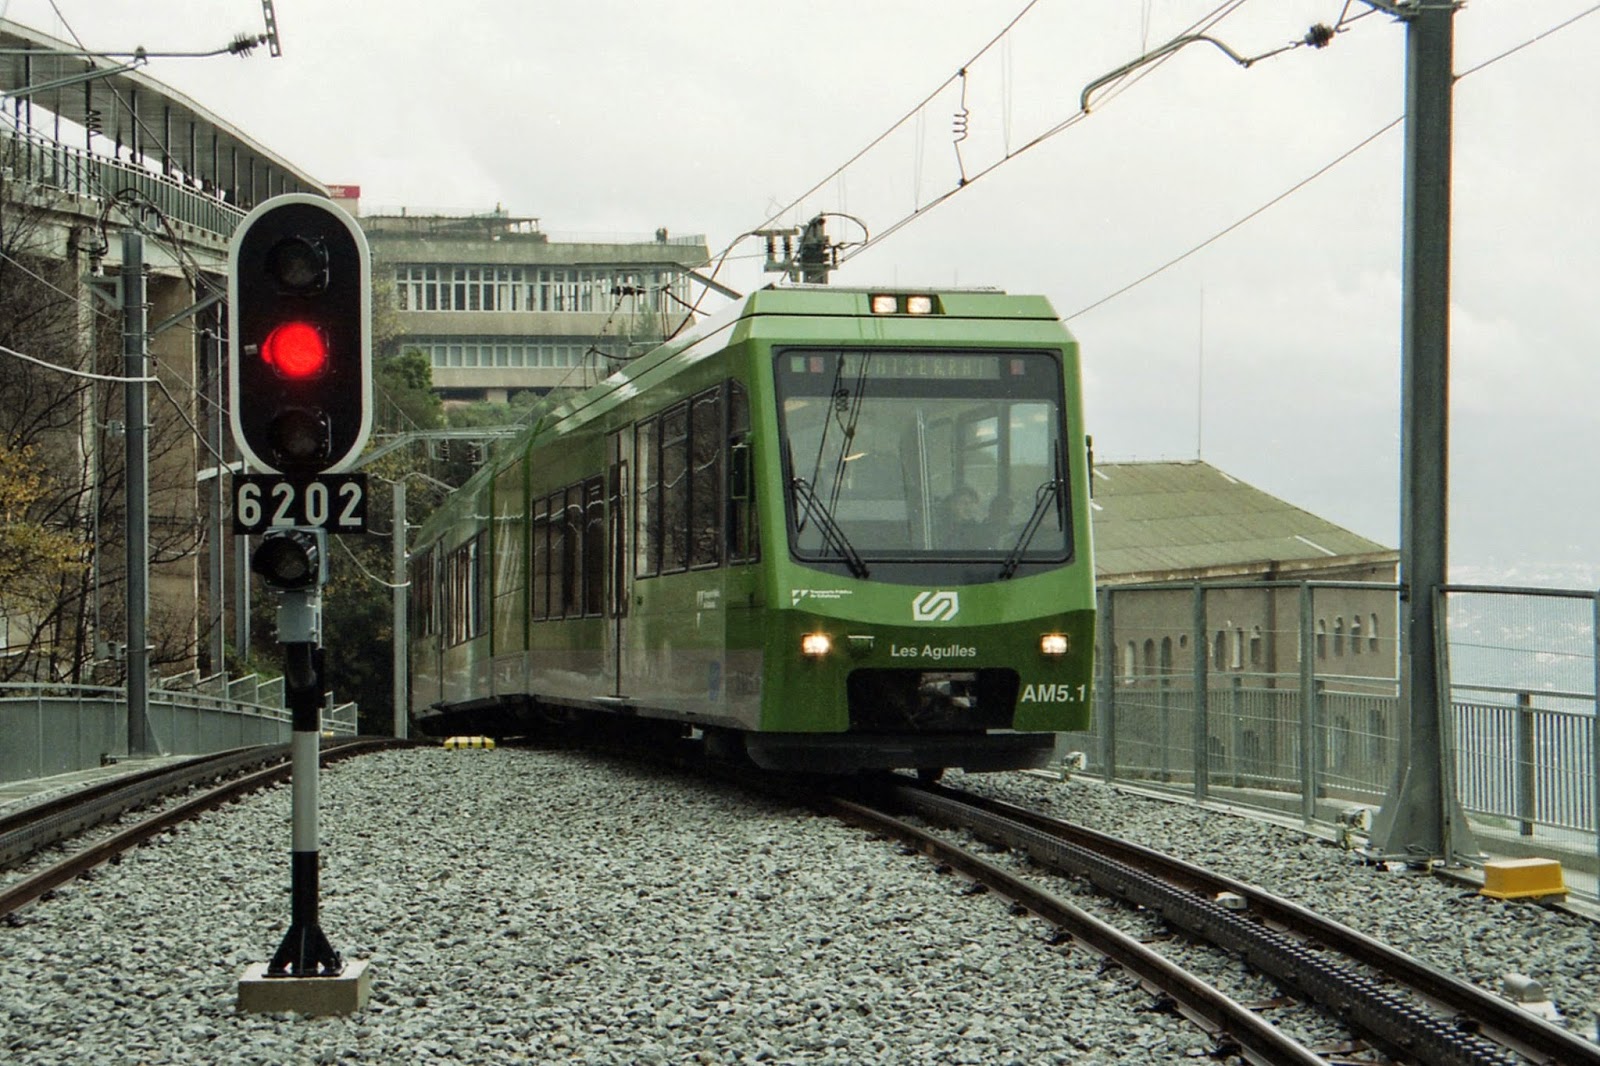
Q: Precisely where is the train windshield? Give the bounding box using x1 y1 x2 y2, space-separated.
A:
775 349 1071 568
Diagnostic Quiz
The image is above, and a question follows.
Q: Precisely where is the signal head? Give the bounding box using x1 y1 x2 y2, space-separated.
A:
251 526 327 591
261 321 329 379
266 236 329 295
228 194 371 476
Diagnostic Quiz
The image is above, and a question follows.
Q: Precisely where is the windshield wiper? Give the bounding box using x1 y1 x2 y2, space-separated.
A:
790 476 869 578
999 479 1063 580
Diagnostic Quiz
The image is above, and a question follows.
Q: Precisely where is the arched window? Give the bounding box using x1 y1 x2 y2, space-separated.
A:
1316 620 1328 659
1124 641 1137 679
1160 636 1173 675
1213 631 1227 669
1369 613 1381 653
1350 616 1363 655
1249 625 1263 667
1143 639 1157 676
1231 627 1244 670
1333 617 1345 657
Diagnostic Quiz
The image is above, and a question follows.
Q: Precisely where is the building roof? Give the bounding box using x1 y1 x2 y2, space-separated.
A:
1090 460 1394 582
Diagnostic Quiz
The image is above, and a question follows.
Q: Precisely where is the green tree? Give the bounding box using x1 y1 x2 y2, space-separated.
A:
0 441 87 668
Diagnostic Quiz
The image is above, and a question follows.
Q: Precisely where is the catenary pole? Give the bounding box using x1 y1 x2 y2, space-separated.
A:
121 230 150 757
1369 0 1478 862
391 478 409 738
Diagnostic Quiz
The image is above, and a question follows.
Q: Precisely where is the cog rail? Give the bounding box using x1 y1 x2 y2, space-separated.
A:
861 779 1599 1066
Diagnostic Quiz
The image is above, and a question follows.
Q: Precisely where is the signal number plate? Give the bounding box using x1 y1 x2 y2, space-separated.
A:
232 474 368 535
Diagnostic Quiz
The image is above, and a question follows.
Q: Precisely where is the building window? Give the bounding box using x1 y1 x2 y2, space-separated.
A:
1249 626 1262 667
1333 617 1345 657
404 337 608 371
394 263 687 317
1316 620 1327 660
1350 616 1363 655
1369 613 1380 653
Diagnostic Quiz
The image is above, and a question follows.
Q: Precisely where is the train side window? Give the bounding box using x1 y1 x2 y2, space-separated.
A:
607 431 629 618
661 402 690 573
563 484 583 618
408 546 435 635
548 490 567 617
583 477 605 617
727 381 758 564
531 497 549 621
689 387 723 569
471 531 486 640
635 417 659 577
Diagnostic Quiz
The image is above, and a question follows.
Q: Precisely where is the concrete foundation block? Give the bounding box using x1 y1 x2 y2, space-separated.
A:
237 958 372 1015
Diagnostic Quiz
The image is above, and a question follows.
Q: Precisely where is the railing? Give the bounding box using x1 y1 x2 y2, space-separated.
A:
2 126 246 238
0 676 359 786
1057 580 1600 891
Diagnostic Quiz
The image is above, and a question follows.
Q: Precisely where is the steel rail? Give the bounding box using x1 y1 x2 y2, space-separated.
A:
822 793 1329 1066
926 783 1600 1066
0 745 291 869
896 781 1598 1066
0 739 404 921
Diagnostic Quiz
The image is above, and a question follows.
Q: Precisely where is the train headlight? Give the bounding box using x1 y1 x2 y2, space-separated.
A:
869 294 898 315
905 295 934 314
1040 633 1069 657
800 632 833 658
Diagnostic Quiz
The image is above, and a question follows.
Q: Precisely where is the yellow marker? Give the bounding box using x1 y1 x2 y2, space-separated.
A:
1480 858 1566 901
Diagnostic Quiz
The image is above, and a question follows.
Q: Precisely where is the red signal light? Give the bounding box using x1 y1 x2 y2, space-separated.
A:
261 321 328 379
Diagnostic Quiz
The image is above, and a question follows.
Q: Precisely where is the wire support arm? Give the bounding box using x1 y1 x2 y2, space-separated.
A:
1081 35 1255 112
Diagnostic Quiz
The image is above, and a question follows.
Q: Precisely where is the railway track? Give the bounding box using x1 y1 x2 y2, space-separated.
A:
0 738 410 921
824 776 1599 1066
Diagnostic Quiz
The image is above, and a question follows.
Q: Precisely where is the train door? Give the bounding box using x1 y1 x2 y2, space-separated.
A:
605 429 628 696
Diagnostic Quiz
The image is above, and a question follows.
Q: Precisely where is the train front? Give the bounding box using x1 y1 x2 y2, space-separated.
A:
747 293 1096 774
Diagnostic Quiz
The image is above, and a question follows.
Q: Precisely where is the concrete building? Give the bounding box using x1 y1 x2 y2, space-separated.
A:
1091 460 1399 686
337 190 712 404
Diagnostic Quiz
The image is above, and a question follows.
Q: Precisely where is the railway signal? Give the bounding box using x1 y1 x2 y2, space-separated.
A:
228 193 372 476
251 526 327 593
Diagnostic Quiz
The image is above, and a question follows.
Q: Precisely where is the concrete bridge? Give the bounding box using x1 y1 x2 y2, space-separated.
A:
2 17 326 690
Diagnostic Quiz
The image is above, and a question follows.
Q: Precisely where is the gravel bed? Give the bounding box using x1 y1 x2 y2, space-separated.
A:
2 749 1221 1065
0 748 1593 1063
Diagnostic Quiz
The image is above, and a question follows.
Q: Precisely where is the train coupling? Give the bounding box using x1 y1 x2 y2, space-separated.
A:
919 671 977 711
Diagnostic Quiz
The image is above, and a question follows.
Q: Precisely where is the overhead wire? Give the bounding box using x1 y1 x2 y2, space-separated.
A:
1064 1 1600 319
0 340 156 383
839 0 1284 265
1065 117 1402 320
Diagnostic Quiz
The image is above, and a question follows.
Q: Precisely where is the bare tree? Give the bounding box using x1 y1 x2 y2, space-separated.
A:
1 176 213 684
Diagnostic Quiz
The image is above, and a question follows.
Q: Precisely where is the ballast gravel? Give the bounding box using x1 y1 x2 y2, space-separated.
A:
0 747 1594 1064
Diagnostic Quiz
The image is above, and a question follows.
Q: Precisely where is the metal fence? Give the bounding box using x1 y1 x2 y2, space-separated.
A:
2 126 245 238
0 675 359 786
1057 581 1599 888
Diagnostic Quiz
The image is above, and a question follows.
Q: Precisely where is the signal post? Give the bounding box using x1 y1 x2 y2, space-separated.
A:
227 194 374 1016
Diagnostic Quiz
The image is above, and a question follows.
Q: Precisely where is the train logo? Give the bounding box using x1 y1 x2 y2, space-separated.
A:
912 590 960 622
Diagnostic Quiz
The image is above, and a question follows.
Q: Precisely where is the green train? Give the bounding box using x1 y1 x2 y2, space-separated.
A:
407 286 1095 773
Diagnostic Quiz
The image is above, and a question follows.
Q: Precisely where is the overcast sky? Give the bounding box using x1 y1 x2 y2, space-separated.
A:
7 1 1599 585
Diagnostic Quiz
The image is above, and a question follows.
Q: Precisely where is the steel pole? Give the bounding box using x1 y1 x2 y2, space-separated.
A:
391 479 408 738
1370 0 1478 861
121 231 150 757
